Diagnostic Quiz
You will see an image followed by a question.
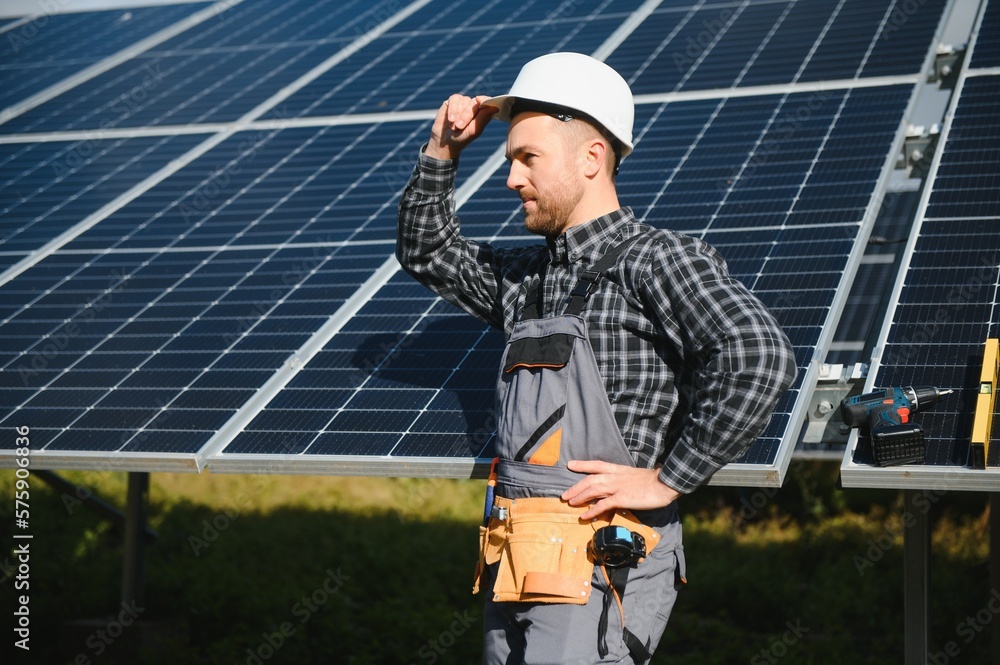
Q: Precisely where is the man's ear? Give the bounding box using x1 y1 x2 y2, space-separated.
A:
582 138 608 178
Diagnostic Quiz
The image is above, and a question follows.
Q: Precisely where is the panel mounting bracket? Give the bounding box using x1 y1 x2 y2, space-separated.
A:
928 43 965 86
802 363 868 445
897 124 941 177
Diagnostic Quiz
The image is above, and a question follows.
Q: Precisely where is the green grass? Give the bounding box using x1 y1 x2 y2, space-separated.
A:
1 463 991 664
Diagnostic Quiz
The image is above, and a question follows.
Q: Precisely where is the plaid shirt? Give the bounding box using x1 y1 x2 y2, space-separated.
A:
397 149 796 493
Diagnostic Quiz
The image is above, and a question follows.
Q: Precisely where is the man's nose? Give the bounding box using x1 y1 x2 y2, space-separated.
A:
506 161 526 191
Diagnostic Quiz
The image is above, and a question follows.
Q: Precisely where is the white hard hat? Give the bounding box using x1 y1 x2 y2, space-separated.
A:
483 52 635 159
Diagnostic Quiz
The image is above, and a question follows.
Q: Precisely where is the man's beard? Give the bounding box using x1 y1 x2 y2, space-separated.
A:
520 178 583 238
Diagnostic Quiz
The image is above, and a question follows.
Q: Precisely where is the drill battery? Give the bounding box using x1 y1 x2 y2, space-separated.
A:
868 423 925 466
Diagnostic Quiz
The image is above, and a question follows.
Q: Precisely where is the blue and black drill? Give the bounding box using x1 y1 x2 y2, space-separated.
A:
840 386 953 466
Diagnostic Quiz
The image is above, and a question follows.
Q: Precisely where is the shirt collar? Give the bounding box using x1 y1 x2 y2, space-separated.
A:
546 207 638 266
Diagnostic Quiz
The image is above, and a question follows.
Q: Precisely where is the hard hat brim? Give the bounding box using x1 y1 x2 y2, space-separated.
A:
481 94 633 158
481 95 514 123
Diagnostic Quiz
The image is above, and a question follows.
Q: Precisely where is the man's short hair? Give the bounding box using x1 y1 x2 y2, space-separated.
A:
510 99 622 177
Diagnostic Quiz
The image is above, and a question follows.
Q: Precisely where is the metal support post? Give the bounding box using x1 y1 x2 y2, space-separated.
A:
992 493 1000 665
35 470 158 542
904 489 930 665
121 472 149 611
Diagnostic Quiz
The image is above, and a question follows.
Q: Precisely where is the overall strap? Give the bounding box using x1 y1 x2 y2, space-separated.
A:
565 233 644 316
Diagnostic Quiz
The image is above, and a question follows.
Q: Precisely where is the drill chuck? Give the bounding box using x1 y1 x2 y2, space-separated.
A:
907 386 951 411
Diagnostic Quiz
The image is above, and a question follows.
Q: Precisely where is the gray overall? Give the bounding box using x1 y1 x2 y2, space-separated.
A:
483 236 686 665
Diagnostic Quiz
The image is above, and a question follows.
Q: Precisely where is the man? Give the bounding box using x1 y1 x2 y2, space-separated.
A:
397 52 796 664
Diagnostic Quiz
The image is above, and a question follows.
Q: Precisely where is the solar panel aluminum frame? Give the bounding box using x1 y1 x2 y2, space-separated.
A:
2 448 208 474
841 0 1000 492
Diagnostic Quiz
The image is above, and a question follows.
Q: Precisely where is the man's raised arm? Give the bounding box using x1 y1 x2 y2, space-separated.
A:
396 95 508 327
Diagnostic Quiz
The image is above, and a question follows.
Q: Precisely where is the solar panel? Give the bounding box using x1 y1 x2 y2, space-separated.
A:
841 68 1000 488
969 0 1000 69
60 121 435 250
262 0 646 120
0 0 959 485
0 3 205 110
0 0 401 133
0 243 389 470
0 134 207 271
605 0 945 93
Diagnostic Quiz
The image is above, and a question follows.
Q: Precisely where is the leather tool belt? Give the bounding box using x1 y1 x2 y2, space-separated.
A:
473 496 660 604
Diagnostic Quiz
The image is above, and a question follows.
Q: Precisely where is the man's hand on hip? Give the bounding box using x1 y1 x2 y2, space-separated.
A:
425 94 497 161
562 460 681 521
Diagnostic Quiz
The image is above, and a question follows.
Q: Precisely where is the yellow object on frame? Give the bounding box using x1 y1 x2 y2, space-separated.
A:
971 338 999 469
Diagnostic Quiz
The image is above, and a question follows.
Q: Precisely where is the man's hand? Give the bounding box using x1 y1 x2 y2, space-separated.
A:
425 94 497 161
562 460 681 521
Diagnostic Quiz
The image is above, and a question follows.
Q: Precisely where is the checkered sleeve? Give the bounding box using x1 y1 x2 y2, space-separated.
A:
645 235 797 493
396 148 519 329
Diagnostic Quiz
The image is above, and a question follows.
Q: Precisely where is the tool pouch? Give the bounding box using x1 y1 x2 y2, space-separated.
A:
473 497 660 605
472 521 505 596
495 510 596 604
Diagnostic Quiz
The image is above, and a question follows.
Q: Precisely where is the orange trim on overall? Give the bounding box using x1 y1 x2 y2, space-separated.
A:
527 428 562 466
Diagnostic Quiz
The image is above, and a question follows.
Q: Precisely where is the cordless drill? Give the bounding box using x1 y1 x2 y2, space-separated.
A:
840 386 953 466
